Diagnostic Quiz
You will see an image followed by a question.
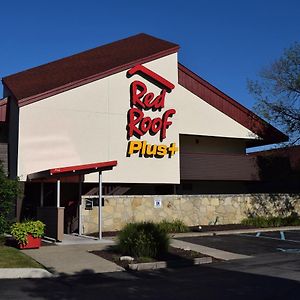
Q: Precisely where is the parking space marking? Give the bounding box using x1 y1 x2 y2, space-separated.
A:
277 248 300 253
242 233 300 244
280 231 285 240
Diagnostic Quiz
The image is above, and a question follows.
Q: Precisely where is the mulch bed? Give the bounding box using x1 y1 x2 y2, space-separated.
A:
189 224 257 232
93 224 257 237
90 246 209 269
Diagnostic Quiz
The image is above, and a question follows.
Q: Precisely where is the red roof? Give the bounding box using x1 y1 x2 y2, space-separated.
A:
2 33 179 106
178 63 288 146
27 160 117 181
1 34 287 146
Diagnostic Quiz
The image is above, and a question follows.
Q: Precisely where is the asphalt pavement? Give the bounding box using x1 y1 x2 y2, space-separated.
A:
177 230 300 256
1 261 300 300
1 229 300 299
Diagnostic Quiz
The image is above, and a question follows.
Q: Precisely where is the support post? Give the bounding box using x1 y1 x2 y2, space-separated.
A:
78 178 82 235
98 171 102 240
40 182 44 207
57 179 61 208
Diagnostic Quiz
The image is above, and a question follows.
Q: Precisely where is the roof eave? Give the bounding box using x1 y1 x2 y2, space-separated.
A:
4 46 179 107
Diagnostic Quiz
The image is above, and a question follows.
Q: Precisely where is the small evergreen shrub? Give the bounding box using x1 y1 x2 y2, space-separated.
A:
158 219 189 233
241 214 300 228
0 163 19 234
117 222 169 258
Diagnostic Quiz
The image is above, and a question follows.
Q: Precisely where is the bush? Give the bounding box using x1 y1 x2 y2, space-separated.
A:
0 163 19 234
241 214 300 228
117 222 169 258
158 219 189 233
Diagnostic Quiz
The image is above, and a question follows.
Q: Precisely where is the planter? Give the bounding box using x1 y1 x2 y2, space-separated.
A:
10 220 45 250
18 234 41 249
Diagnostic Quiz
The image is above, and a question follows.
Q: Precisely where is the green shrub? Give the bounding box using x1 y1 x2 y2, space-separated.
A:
10 220 45 245
117 222 169 258
0 163 19 234
241 215 300 228
158 219 189 233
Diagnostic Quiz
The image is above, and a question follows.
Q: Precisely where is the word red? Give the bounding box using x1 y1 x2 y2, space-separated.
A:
131 81 166 110
127 80 176 141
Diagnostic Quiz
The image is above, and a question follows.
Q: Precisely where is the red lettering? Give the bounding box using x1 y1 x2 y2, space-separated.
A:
161 109 176 141
140 117 152 133
127 75 176 142
130 81 147 109
127 108 144 138
150 118 162 135
153 89 166 109
127 108 176 141
130 80 166 110
143 92 155 108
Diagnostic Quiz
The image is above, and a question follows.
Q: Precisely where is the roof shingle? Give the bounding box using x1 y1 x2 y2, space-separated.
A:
2 33 179 105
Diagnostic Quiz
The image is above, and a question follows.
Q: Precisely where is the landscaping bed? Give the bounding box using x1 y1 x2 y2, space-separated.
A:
90 246 213 270
189 224 257 232
99 224 257 237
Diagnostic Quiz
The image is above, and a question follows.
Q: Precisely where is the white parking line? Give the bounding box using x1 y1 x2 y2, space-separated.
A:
280 231 285 240
241 233 300 244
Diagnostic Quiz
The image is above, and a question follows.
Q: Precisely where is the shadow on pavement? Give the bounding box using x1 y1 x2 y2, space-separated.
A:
1 265 300 299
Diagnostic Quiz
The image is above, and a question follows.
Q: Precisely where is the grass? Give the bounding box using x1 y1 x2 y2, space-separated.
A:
0 236 43 268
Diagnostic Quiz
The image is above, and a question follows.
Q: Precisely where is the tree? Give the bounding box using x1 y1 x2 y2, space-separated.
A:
0 163 19 234
248 42 300 145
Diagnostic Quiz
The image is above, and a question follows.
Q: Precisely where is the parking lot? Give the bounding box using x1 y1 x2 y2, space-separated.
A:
177 230 300 256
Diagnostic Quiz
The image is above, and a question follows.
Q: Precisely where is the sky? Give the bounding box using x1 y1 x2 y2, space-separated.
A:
1 0 299 139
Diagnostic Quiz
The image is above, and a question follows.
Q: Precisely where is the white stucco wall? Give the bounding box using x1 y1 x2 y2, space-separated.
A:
18 53 258 183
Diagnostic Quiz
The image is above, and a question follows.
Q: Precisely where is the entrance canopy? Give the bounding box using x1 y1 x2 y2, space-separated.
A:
27 160 117 181
27 160 117 240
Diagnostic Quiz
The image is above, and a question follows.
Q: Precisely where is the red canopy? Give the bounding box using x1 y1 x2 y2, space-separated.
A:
27 160 117 181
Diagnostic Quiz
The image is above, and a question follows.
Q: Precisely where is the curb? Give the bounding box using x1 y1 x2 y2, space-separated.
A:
171 226 300 238
0 268 53 279
170 239 251 261
127 256 212 271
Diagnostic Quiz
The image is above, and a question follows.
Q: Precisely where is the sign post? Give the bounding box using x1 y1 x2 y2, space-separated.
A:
98 171 102 239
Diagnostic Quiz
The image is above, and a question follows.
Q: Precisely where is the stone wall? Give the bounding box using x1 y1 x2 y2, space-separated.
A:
80 194 300 234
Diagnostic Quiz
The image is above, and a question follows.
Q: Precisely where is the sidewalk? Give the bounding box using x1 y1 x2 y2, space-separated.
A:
0 268 52 279
22 242 123 276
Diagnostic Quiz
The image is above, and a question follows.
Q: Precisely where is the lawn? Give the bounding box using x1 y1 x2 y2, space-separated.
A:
0 236 43 268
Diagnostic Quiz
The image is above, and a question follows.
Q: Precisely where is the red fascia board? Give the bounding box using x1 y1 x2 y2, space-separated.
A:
50 160 118 175
28 160 117 181
4 47 178 108
0 98 8 122
178 63 288 146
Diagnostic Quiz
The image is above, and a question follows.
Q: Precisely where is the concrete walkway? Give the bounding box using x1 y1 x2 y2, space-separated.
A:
4 227 276 279
22 243 123 276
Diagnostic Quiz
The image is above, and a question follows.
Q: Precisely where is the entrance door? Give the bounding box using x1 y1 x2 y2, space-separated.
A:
61 183 81 234
64 199 79 234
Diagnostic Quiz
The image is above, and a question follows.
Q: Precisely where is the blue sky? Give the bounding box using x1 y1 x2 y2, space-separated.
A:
1 0 299 114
